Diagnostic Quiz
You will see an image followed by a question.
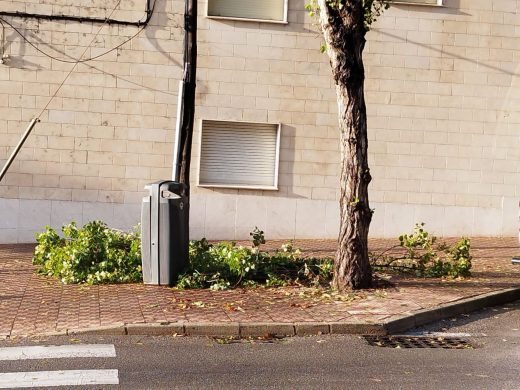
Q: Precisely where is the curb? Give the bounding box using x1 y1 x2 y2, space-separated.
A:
383 286 520 334
5 287 520 339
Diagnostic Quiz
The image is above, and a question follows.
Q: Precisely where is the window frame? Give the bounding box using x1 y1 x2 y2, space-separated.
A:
205 0 289 24
197 119 282 191
390 0 443 6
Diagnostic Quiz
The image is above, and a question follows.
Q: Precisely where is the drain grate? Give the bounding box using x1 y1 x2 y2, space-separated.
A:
364 335 473 349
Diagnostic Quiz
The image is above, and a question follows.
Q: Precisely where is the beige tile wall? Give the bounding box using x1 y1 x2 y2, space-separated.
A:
0 0 148 23
0 0 519 242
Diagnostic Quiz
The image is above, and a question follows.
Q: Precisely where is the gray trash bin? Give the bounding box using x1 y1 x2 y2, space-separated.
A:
141 180 189 285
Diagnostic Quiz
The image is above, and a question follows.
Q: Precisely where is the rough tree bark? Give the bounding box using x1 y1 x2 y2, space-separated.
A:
317 0 372 290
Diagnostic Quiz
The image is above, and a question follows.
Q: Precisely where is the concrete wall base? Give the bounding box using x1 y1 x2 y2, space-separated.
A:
0 195 517 243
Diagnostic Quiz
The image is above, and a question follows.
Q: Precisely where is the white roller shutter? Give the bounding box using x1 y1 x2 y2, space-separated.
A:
391 0 441 5
207 0 286 22
199 120 280 190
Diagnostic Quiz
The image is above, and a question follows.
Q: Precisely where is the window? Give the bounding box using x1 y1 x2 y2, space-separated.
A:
199 120 281 190
207 0 288 23
391 0 443 5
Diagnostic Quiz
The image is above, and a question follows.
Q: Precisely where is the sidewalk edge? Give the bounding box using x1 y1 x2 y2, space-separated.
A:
6 287 519 338
383 287 520 334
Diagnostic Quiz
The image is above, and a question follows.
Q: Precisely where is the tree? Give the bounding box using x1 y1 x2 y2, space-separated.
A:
311 0 389 290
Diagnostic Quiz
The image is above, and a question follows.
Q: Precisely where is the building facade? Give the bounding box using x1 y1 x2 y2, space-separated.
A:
0 0 519 243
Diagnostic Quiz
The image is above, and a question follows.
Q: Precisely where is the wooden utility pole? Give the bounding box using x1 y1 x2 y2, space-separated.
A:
176 0 197 194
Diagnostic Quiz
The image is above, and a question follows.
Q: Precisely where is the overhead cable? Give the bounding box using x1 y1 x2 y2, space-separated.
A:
0 0 155 26
36 0 124 117
0 0 124 183
0 16 145 64
0 0 156 64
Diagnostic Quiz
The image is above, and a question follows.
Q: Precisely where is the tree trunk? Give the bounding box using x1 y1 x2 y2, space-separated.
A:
318 0 372 290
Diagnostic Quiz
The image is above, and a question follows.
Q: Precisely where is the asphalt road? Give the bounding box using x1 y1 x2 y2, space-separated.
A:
0 300 519 389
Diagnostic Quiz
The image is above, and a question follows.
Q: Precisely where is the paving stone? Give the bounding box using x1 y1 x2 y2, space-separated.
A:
0 238 519 337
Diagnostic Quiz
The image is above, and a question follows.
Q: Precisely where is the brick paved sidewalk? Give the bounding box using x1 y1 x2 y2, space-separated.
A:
0 238 519 338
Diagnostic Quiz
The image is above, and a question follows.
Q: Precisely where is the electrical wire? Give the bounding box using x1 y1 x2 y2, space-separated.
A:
1 0 178 98
0 0 155 26
36 0 123 117
0 0 127 183
0 16 144 64
86 62 179 97
0 0 156 63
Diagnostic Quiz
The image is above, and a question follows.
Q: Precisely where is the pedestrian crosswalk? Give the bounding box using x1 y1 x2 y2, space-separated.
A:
0 344 116 361
0 370 119 388
0 344 119 389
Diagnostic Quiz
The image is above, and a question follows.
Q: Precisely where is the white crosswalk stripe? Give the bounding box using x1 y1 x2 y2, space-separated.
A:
0 344 119 388
0 370 119 388
0 344 116 361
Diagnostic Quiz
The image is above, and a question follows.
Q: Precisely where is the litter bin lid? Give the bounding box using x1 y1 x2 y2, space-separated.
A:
144 180 187 195
161 181 186 194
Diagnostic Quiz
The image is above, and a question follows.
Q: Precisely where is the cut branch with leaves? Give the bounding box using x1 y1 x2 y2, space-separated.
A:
370 223 472 279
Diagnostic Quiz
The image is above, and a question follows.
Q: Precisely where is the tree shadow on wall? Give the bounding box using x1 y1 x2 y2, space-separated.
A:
375 0 518 78
144 0 182 68
2 24 42 70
